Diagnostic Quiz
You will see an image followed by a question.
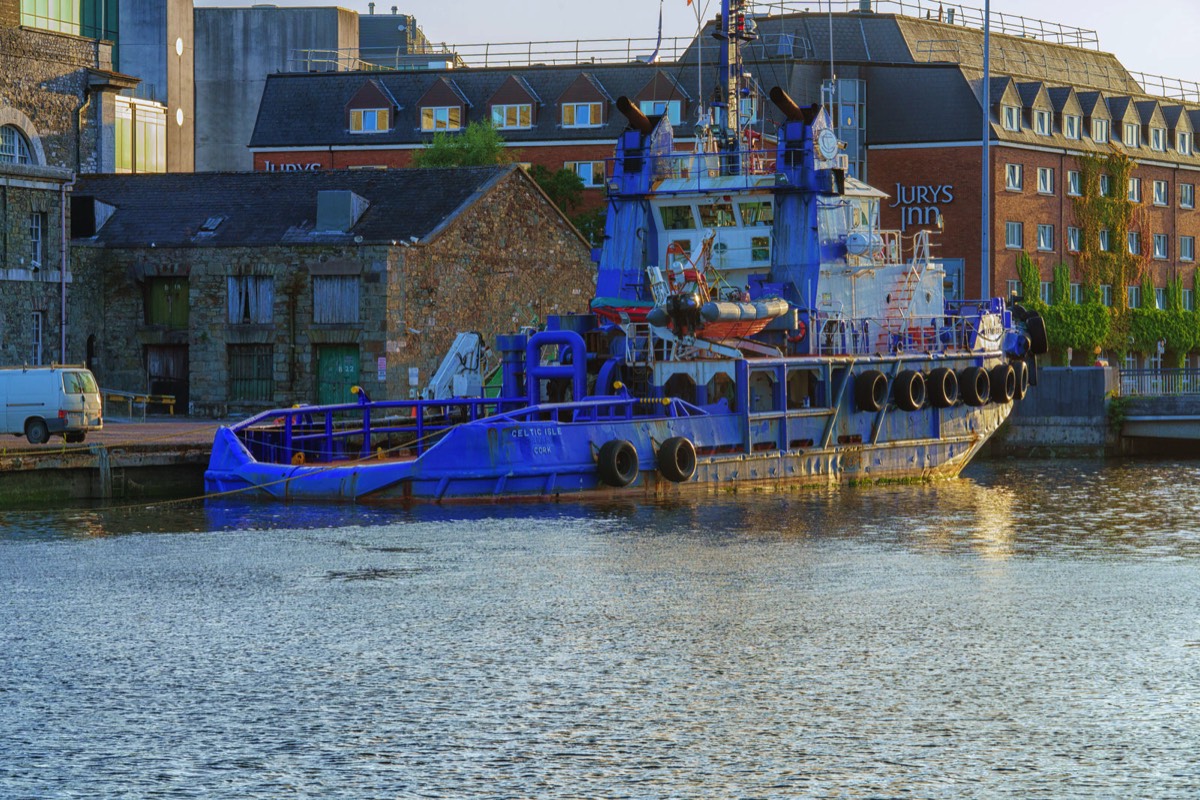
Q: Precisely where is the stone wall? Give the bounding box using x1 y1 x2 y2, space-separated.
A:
991 366 1117 457
74 170 596 415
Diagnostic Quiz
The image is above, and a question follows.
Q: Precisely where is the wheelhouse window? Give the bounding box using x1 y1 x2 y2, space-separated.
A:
349 108 390 133
639 99 682 125
659 205 696 230
565 160 606 188
491 103 532 129
421 106 461 131
698 203 737 228
0 125 32 164
738 201 774 226
562 102 603 128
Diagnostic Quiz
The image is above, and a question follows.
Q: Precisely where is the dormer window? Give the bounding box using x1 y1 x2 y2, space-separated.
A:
1151 126 1167 151
563 102 603 128
639 100 682 126
421 106 462 131
1179 131 1193 155
1002 105 1021 131
1092 118 1110 142
350 108 390 133
1124 122 1140 148
1034 110 1051 135
1064 114 1081 140
491 103 532 130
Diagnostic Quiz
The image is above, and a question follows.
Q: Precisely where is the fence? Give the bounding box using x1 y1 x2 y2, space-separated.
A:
1118 369 1200 397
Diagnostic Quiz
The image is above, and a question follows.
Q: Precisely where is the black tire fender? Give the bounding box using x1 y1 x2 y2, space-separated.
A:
990 363 1016 404
855 369 888 412
1026 314 1049 355
893 370 926 412
959 366 990 407
927 367 959 408
597 439 639 487
1013 359 1030 401
657 437 697 483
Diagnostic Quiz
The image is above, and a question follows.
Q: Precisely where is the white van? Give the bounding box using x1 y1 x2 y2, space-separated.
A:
0 365 103 444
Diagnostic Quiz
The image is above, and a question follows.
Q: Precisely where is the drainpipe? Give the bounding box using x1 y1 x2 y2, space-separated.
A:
75 90 92 173
61 174 76 364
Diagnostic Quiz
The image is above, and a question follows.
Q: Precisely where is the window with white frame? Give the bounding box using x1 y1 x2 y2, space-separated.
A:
566 160 606 188
1003 105 1021 131
1128 285 1142 308
1035 109 1051 135
1067 226 1081 253
1040 281 1052 304
1005 163 1023 191
1153 233 1168 259
227 276 275 324
1151 127 1167 151
1153 180 1169 206
1182 235 1195 262
491 103 532 129
1179 131 1193 155
1070 283 1083 304
1099 173 1112 196
562 101 603 128
1128 177 1142 203
420 106 461 131
639 99 682 125
1006 279 1020 298
1067 170 1082 196
1128 231 1141 255
1064 114 1082 140
1182 183 1195 209
349 108 389 133
1005 221 1023 249
1124 122 1140 148
1155 287 1166 309
30 311 43 366
1037 167 1054 194
1101 284 1113 306
1092 118 1110 143
1037 224 1054 251
29 211 45 267
0 125 33 165
1185 288 1196 311
1100 228 1111 251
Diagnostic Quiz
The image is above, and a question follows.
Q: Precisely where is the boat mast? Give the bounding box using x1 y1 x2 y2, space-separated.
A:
714 0 751 175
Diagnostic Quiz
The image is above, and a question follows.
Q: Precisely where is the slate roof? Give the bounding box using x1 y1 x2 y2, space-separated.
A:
72 166 517 248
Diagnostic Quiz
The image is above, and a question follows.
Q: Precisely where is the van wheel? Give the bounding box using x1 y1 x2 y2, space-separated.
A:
65 431 86 444
25 418 50 445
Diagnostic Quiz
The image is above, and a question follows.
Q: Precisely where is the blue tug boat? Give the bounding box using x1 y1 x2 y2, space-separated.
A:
205 0 1046 503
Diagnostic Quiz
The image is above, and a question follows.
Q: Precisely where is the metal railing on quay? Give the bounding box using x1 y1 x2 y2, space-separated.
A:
1118 368 1200 397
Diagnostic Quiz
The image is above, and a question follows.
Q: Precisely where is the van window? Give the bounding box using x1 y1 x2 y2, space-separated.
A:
63 371 98 394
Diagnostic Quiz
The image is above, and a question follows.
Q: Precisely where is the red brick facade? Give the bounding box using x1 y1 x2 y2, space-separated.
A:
872 143 1200 303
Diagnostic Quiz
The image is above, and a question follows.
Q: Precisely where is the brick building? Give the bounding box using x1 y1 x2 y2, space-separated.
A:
246 1 1200 320
71 167 594 416
0 0 138 367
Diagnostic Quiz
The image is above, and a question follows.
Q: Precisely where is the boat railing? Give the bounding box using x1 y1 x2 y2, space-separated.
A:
610 148 782 190
231 396 527 466
812 311 997 356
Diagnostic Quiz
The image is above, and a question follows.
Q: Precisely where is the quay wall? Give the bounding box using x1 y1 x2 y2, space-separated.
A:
991 367 1117 457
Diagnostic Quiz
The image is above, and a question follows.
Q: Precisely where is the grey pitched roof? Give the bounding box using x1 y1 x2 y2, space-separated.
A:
1046 86 1076 114
73 166 516 248
1134 99 1162 125
1016 81 1047 108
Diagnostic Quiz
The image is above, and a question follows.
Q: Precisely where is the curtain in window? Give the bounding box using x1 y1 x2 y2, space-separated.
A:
227 276 274 323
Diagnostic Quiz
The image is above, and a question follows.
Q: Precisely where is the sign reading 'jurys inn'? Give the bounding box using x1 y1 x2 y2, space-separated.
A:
889 183 954 231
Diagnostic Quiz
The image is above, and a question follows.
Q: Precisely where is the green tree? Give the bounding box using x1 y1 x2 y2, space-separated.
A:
526 164 585 214
411 120 512 167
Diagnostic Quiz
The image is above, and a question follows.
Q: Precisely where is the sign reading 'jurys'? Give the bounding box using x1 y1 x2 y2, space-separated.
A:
889 184 954 231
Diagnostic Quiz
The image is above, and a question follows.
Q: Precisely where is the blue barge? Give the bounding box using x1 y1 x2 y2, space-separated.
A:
204 0 1045 503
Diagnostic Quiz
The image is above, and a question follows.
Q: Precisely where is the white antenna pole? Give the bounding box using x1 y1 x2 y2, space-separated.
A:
981 0 991 299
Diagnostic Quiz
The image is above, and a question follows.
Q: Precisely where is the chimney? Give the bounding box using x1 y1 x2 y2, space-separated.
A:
391 6 398 15
859 0 872 10
368 2 374 13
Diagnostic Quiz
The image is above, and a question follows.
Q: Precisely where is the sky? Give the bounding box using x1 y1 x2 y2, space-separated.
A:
193 0 1200 83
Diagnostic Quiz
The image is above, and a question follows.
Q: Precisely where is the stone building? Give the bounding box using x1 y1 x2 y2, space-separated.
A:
71 166 595 416
0 0 137 367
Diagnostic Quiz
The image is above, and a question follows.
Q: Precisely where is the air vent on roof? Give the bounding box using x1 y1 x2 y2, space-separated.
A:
316 190 370 233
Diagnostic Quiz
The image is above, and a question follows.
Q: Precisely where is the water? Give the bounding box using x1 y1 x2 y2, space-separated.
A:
3 458 1200 798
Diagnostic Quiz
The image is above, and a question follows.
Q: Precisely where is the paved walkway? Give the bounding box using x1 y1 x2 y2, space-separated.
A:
3 417 228 452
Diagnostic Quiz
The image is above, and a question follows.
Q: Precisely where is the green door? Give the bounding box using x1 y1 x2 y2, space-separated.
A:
317 345 359 405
